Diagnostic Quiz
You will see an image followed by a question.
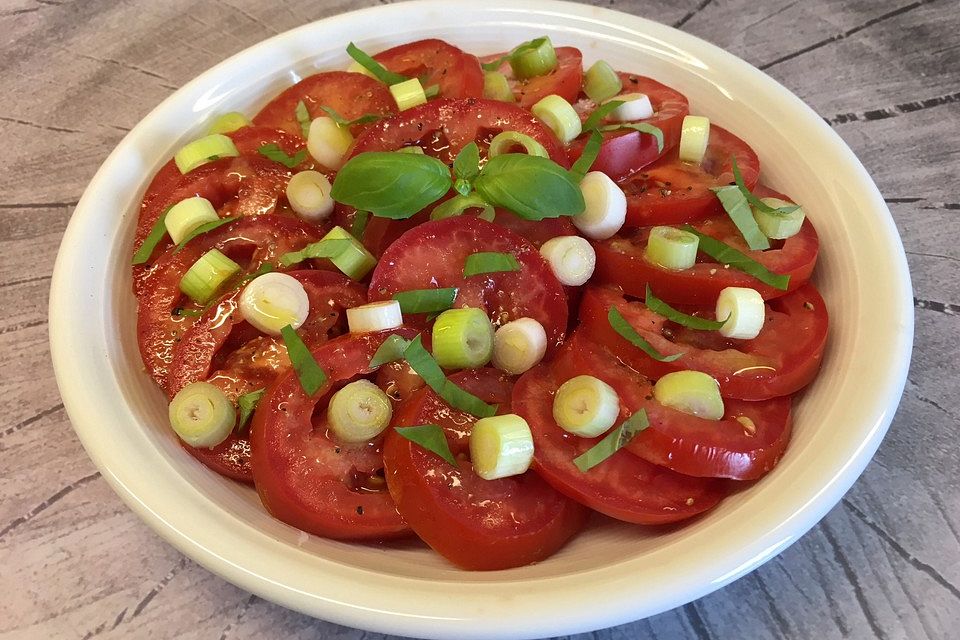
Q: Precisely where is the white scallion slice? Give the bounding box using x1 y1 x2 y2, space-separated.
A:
583 60 622 103
174 134 239 174
653 371 724 420
207 112 250 135
491 318 547 375
573 171 626 239
469 414 534 480
754 197 806 239
488 131 548 158
715 287 765 339
539 236 596 286
553 375 621 438
645 226 699 270
327 379 393 443
286 170 335 222
431 307 494 370
164 197 220 245
179 249 241 304
531 94 582 144
678 115 710 164
483 71 514 102
390 77 428 111
347 300 403 334
238 272 310 336
307 117 354 170
169 382 236 448
606 93 654 122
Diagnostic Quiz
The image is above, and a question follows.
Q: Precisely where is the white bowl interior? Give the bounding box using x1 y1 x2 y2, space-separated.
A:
50 2 912 638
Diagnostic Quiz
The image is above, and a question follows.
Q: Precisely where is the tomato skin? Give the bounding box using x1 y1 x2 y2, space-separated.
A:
578 284 829 400
482 47 583 108
250 330 418 540
374 39 484 99
383 368 588 570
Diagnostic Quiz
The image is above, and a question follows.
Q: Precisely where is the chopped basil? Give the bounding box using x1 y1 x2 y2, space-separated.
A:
644 285 727 330
236 388 265 432
279 238 352 267
369 334 412 368
346 42 410 85
573 409 649 472
173 217 236 253
474 154 585 220
257 143 307 169
350 209 370 240
711 185 770 251
463 251 520 277
480 36 552 72
295 100 311 138
280 325 327 395
608 307 682 362
132 206 171 265
392 287 458 314
402 335 498 418
600 123 664 153
453 142 480 183
569 130 602 181
394 424 458 466
330 152 453 219
681 225 791 290
731 157 800 216
582 100 623 131
317 105 382 128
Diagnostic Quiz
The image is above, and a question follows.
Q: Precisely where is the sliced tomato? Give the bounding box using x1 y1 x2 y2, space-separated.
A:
382 368 587 570
136 216 324 387
367 216 568 352
250 329 418 540
617 124 760 227
374 38 484 99
579 284 827 400
567 74 690 181
481 46 583 108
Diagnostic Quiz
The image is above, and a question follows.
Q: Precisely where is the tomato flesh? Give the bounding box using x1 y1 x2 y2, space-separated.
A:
374 39 484 99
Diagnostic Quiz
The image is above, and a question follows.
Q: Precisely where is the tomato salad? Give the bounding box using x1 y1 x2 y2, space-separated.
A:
131 36 827 570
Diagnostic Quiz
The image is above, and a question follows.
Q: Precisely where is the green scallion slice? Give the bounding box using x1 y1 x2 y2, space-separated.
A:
280 324 327 395
394 424 458 466
179 249 241 305
583 60 622 103
402 335 498 418
279 238 351 267
509 36 558 79
483 71 514 102
174 134 239 174
573 409 649 472
392 287 458 314
236 388 265 432
681 225 791 290
132 207 171 265
488 131 548 158
569 130 602 181
608 307 682 362
257 143 307 168
463 252 520 277
208 112 250 135
711 185 770 251
295 100 311 138
644 285 727 330
369 334 412 368
280 227 376 280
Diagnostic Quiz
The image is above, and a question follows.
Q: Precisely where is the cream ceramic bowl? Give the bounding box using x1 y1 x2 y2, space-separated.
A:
49 1 913 638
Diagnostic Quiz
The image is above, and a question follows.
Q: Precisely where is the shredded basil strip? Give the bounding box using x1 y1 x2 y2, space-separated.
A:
711 185 770 251
257 143 307 168
644 285 727 330
424 84 440 98
330 151 453 219
350 209 370 240
463 251 520 277
317 105 382 128
346 42 410 85
599 123 665 153
480 36 552 72
573 409 649 472
394 424 458 466
608 307 682 362
392 287 458 314
173 217 236 254
280 325 327 395
402 335 498 418
132 207 171 265
279 238 352 267
583 100 623 131
369 334 412 368
569 130 602 181
236 388 265 432
681 225 791 290
731 157 800 216
295 100 311 138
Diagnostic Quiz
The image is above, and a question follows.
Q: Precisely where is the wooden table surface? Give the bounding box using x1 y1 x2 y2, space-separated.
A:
2 0 958 638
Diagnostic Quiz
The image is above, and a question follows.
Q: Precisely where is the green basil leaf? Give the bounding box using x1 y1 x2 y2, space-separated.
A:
402 335 498 418
474 154 585 220
608 307 682 362
317 105 382 128
573 409 649 472
132 206 171 265
453 142 480 182
583 100 623 131
600 123 665 153
236 388 265 432
350 209 370 240
279 238 352 267
330 152 452 219
569 130 602 182
257 143 307 169
731 157 800 216
394 424 458 466
295 100 311 138
369 334 412 368
173 217 236 254
346 42 410 85
280 325 327 396
392 287 458 314
463 251 520 277
682 225 791 290
644 285 727 330
711 185 770 251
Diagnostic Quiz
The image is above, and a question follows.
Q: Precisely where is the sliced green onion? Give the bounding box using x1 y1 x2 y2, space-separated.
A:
605 93 654 122
280 324 327 395
431 308 494 369
509 36 558 79
644 225 699 270
573 409 649 472
307 116 354 170
402 335 497 418
653 371 724 420
553 375 620 438
174 134 239 174
584 60 622 103
369 333 412 368
483 71 514 102
716 286 765 339
164 197 220 245
169 382 236 448
287 170 334 222
173 217 236 254
346 42 410 85
682 225 791 290
390 77 428 111
430 194 495 222
179 249 241 304
347 300 403 334
394 424 458 466
280 227 376 280
753 197 806 240
239 272 310 336
392 287 458 314
531 95 582 144
424 84 440 99
678 115 710 164
469 414 534 480
328 379 393 443
208 112 250 135
712 185 770 251
295 100 311 138
258 143 307 168
318 105 382 128
236 388 265 432
488 131 548 159
463 252 520 277
645 285 726 330
350 209 370 240
569 130 602 182
608 307 682 362
600 122 665 153
132 207 171 265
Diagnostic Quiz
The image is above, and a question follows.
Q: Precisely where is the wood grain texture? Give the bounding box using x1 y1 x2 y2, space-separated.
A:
1 0 958 638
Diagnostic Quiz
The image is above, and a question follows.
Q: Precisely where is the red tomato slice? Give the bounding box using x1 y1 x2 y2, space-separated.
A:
618 124 760 227
382 368 588 570
252 71 395 138
592 186 820 304
578 284 828 400
512 335 726 523
481 47 583 108
137 216 324 387
374 38 484 99
250 329 418 540
567 74 690 181
367 216 568 352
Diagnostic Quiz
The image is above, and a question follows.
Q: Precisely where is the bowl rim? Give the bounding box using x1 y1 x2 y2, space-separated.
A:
49 1 913 637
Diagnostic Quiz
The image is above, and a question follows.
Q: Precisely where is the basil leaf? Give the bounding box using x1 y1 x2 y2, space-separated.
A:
583 100 623 131
474 154 585 220
330 152 452 219
453 142 480 182
279 238 352 267
463 251 520 277
317 105 382 128
257 143 307 169
573 409 649 472
569 130 602 182
173 217 236 254
392 287 458 314
711 185 770 251
280 325 327 396
402 335 498 418
394 424 458 466
346 42 410 85
682 225 791 290
350 209 370 240
236 388 265 432
369 334 412 368
132 206 171 265
644 285 727 330
295 100 311 138
600 123 665 153
731 157 800 216
608 307 682 362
